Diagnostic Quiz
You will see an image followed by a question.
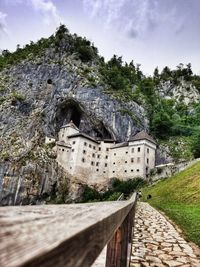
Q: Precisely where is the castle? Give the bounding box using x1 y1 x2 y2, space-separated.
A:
46 121 156 184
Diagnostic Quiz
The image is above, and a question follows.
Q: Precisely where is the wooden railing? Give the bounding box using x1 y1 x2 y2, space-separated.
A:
0 193 137 267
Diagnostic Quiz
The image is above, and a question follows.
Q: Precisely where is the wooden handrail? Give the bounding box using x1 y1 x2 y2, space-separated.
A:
0 193 137 267
117 193 124 200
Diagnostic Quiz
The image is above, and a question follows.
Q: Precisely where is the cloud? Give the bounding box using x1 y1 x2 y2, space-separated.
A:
4 0 62 26
82 0 185 39
0 11 8 36
30 0 62 25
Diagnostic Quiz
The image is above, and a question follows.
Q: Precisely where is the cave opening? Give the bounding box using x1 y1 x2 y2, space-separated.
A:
55 101 82 134
70 106 81 127
54 100 113 140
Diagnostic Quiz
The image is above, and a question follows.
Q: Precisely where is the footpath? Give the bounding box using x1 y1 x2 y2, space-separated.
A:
131 202 200 267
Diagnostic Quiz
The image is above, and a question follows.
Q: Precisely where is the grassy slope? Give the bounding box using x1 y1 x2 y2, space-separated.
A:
142 162 200 246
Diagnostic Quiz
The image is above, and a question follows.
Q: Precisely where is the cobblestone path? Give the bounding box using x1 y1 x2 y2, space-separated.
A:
131 202 200 267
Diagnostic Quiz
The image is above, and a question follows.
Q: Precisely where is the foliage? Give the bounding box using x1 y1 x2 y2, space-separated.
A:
142 162 200 245
81 178 146 203
111 177 147 195
0 96 6 105
11 91 25 102
190 131 200 158
81 185 101 202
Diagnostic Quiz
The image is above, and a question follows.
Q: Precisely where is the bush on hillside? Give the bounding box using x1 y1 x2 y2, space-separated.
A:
81 178 146 203
191 131 200 158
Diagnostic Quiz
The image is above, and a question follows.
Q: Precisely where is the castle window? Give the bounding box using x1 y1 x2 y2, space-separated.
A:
106 148 109 151
131 169 133 172
99 147 101 151
93 146 96 150
105 163 107 167
113 171 115 173
82 158 85 162
137 169 140 172
113 162 115 165
73 141 76 144
84 142 87 146
126 151 128 154
83 150 86 154
125 170 127 173
72 149 74 152
147 148 149 153
138 147 141 152
131 158 134 163
132 148 134 153
137 157 140 163
105 155 108 159
125 161 127 163
97 154 100 159
96 162 99 166
147 158 149 164
62 149 65 151
91 161 94 166
114 153 116 156
92 153 95 158
96 169 99 172
62 134 64 137
89 144 92 148
103 171 106 173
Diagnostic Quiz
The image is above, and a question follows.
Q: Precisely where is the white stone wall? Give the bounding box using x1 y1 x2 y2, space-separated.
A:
56 145 71 171
56 125 156 183
73 137 99 182
59 125 79 142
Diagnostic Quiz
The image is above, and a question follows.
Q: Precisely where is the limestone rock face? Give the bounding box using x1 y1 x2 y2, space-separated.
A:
157 79 200 105
0 54 148 205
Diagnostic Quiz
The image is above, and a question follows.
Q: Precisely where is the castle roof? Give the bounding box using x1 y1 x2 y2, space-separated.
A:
56 141 72 148
61 121 79 131
110 142 128 149
129 131 156 145
68 132 99 144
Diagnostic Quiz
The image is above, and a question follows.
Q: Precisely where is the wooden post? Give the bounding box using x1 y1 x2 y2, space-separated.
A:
106 203 136 267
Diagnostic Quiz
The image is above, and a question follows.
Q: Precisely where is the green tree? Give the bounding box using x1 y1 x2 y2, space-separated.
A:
191 131 200 158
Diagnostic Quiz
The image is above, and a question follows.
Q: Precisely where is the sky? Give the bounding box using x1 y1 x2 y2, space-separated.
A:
0 0 200 75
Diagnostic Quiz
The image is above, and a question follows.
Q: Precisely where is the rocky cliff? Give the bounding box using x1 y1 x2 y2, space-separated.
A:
0 28 148 205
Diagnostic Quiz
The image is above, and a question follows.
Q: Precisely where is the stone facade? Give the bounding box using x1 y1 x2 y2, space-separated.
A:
55 122 156 184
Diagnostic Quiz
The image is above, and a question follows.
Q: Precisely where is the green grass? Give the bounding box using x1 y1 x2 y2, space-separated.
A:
142 161 200 246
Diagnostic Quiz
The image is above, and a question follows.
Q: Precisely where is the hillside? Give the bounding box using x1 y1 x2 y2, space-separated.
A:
142 162 200 245
0 24 200 205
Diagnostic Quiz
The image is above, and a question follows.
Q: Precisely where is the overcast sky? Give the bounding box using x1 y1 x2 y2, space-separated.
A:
0 0 200 75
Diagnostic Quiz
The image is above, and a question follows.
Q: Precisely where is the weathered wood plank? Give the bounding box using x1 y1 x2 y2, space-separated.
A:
105 199 136 267
0 194 137 267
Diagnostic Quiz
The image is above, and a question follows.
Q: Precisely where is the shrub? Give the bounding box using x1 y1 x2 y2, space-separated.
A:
77 46 94 62
11 91 25 102
191 131 200 158
81 185 101 202
111 178 147 195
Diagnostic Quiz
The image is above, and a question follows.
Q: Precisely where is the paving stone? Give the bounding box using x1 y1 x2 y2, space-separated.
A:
175 257 190 264
131 202 200 267
164 260 183 266
146 256 162 263
158 253 174 261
